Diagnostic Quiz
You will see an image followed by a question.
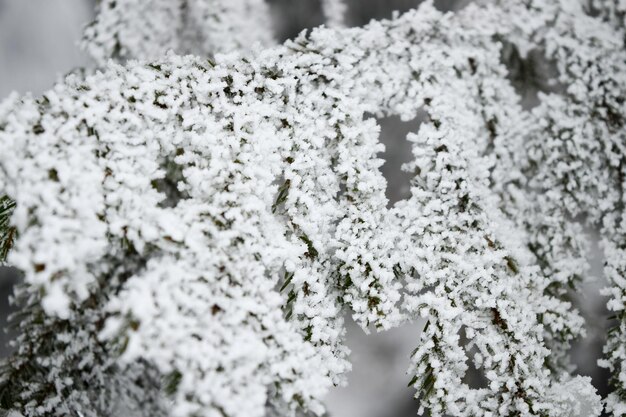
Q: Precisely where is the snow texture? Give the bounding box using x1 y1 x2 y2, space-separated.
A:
0 0 624 416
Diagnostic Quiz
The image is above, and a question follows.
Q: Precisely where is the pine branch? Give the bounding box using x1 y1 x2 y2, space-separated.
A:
0 196 16 263
1 0 624 416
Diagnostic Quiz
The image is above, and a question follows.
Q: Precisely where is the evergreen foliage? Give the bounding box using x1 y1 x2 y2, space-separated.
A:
0 196 15 263
0 0 624 416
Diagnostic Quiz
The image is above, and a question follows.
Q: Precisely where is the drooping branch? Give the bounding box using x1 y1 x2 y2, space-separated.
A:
476 2 626 411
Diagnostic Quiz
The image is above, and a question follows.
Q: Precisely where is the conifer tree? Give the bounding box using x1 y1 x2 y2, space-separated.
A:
0 1 624 416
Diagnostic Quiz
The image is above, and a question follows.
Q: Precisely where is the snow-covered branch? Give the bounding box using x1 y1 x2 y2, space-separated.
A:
0 1 624 416
82 0 275 64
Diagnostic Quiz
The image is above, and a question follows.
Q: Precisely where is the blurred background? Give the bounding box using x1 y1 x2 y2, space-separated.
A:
0 1 611 416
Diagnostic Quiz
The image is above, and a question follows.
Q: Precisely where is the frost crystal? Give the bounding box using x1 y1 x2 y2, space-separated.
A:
0 0 624 416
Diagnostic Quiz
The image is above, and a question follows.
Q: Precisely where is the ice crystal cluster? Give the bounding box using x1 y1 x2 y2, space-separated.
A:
0 0 624 416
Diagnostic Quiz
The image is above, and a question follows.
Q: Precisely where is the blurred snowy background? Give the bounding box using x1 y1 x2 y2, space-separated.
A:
0 1 611 416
